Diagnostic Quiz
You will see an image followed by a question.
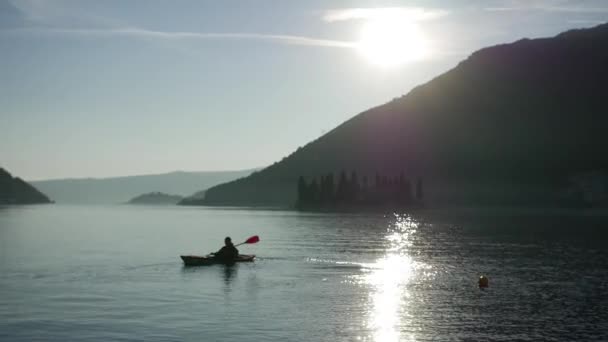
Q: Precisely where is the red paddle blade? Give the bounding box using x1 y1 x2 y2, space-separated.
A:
244 235 260 244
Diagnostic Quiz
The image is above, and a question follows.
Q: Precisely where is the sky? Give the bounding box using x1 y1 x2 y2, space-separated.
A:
1 0 607 180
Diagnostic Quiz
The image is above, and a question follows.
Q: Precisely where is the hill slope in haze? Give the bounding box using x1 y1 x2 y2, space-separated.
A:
0 168 52 204
127 192 183 205
202 23 608 207
31 169 257 204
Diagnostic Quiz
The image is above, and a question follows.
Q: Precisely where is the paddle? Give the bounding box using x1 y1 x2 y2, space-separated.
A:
234 235 260 247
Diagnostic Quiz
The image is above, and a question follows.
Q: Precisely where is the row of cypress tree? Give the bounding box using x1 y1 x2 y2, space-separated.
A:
296 171 423 208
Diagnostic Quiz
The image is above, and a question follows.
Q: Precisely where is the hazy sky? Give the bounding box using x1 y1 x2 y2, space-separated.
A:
1 0 607 180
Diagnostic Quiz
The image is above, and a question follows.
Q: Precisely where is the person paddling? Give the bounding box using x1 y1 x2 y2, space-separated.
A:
213 237 239 262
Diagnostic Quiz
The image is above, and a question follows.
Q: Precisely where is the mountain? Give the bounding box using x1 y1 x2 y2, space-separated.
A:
127 192 183 205
202 23 608 207
31 169 257 204
0 168 52 204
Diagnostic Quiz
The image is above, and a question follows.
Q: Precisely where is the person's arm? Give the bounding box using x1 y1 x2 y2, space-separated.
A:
214 246 226 256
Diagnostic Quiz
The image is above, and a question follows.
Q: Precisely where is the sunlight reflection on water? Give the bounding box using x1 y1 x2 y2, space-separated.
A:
364 214 426 342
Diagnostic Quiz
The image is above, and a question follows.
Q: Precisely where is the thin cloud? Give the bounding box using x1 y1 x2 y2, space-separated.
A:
485 5 608 13
544 6 608 13
4 1 356 48
2 27 357 48
484 7 519 11
567 19 607 24
323 7 448 22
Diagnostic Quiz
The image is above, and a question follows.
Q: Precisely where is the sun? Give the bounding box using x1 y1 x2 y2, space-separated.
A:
357 18 429 68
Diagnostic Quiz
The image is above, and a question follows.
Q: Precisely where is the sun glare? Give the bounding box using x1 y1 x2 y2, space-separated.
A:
357 18 429 68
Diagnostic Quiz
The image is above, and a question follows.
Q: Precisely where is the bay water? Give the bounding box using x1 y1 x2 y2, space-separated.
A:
1 205 607 341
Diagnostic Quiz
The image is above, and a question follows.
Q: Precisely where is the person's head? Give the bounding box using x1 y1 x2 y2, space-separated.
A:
224 237 232 246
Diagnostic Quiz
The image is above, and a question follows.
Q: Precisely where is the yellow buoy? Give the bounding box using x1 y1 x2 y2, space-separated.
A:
479 275 489 288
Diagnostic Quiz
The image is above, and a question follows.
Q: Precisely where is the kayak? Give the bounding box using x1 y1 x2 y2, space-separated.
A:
180 254 255 266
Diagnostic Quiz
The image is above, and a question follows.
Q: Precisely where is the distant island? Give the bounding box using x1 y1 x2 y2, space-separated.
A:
127 192 184 205
0 168 52 204
194 23 608 209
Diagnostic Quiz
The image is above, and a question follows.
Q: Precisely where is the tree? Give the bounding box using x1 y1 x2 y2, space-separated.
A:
326 173 335 202
416 178 424 201
404 179 412 202
297 176 307 205
392 176 400 201
310 178 320 204
398 172 407 203
336 170 348 202
349 171 360 202
319 175 328 203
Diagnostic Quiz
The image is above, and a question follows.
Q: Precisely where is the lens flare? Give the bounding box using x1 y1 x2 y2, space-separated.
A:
357 18 429 68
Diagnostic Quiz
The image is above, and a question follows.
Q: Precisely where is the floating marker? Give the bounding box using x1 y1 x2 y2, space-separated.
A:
479 275 489 288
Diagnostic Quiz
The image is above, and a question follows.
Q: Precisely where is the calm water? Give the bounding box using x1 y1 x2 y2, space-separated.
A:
1 205 607 341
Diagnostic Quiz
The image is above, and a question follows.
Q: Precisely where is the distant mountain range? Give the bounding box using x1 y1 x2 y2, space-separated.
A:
0 168 52 204
202 23 608 207
31 169 257 204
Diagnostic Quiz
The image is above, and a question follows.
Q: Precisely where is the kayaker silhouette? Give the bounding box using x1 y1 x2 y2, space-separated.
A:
180 235 258 266
213 237 239 262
